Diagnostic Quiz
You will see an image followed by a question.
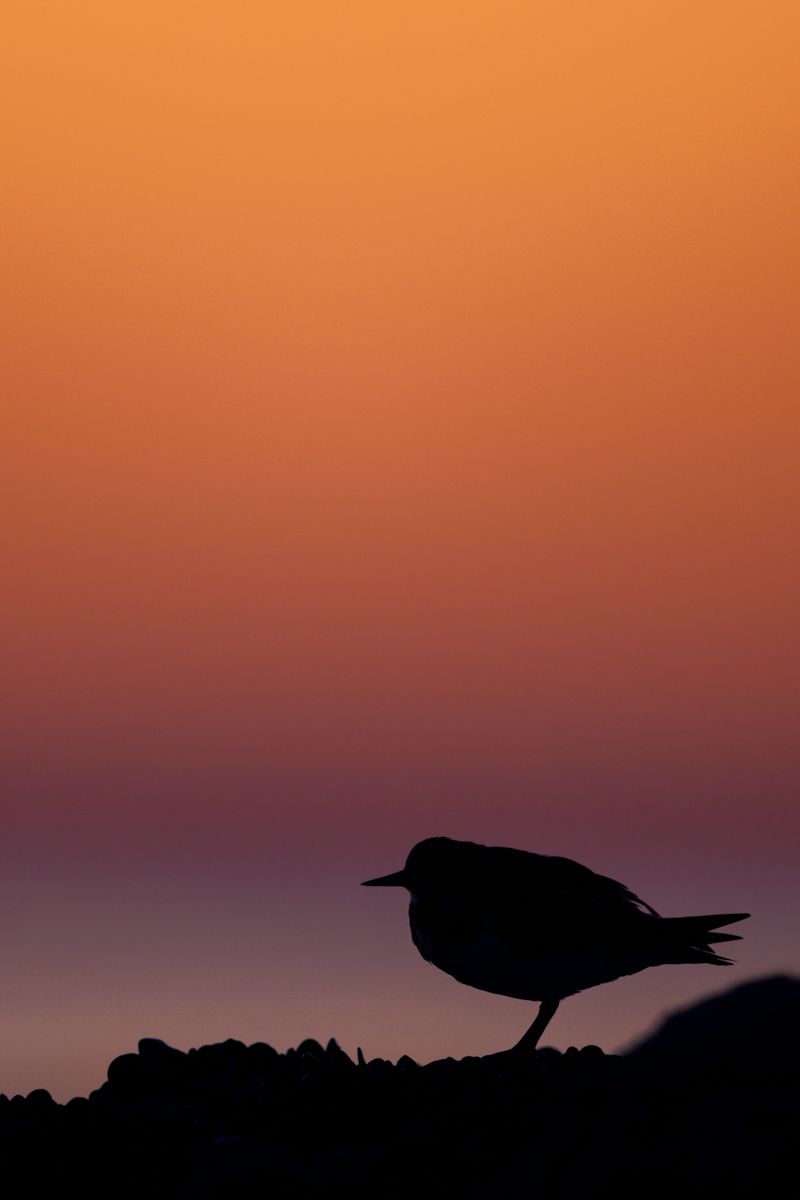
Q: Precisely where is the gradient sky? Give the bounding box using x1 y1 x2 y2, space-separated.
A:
2 2 798 1101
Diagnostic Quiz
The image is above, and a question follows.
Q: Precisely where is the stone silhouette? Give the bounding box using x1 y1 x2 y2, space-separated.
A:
3 978 796 1199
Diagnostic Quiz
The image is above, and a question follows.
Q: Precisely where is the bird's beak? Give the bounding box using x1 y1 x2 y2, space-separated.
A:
361 870 408 887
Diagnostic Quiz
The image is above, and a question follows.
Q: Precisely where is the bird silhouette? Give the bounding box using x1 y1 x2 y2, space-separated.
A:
362 836 749 1053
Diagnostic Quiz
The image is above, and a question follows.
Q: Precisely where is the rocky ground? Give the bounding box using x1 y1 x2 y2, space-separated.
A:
1 976 797 1197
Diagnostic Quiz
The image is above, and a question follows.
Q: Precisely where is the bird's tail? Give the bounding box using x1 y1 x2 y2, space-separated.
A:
668 912 750 943
663 912 750 965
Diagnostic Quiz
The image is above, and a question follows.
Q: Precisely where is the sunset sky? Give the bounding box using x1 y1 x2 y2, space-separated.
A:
2 2 798 1100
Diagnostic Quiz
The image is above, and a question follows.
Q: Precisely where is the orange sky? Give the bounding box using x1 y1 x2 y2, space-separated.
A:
1 3 798 1098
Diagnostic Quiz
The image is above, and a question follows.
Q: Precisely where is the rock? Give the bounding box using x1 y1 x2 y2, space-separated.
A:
579 1045 605 1059
138 1038 183 1061
296 1038 325 1060
1 978 796 1197
627 974 800 1078
107 1053 147 1096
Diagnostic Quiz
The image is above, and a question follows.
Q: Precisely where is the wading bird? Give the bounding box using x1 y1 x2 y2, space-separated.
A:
363 836 749 1052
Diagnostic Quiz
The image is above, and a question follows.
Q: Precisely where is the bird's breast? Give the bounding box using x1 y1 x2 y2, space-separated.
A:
408 895 647 1002
409 895 480 957
409 894 530 993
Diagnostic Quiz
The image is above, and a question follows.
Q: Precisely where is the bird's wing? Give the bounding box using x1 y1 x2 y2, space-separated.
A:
480 846 658 953
540 854 660 917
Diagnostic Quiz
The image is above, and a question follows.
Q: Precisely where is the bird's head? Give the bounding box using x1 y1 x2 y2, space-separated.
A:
361 837 477 899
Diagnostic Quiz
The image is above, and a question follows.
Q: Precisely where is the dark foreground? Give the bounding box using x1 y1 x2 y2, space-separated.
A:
2 977 797 1198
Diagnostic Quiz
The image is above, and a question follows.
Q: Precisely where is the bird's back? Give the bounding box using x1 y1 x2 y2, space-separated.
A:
408 841 744 1001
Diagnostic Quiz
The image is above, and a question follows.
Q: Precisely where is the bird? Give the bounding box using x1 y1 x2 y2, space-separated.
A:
362 836 749 1053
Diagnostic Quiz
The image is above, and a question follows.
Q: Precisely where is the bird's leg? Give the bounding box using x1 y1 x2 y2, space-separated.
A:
511 999 560 1054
